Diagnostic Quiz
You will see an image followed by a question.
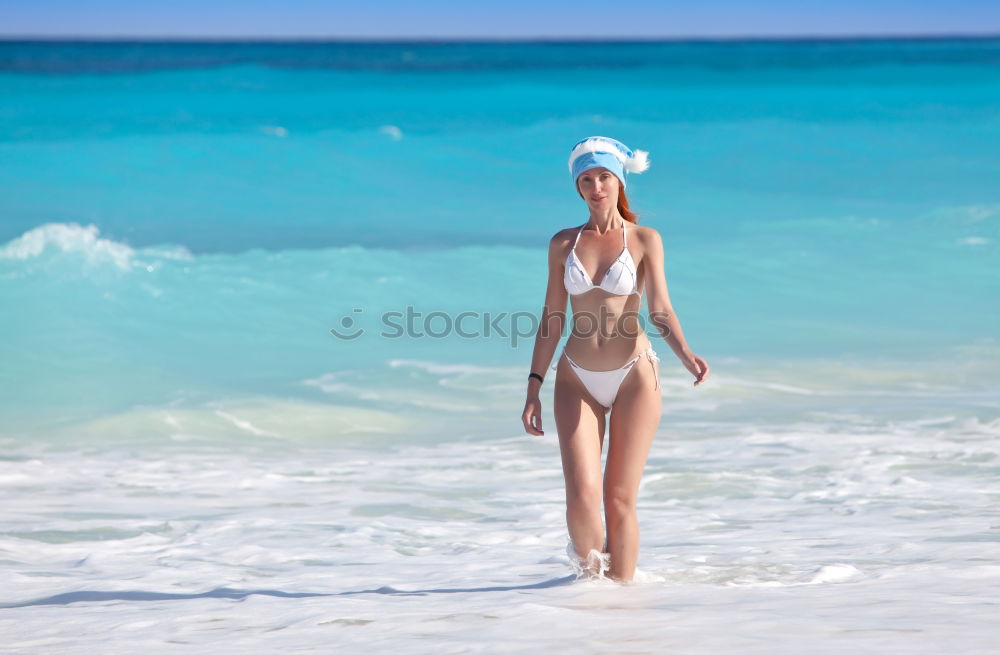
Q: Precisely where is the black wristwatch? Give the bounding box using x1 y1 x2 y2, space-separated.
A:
528 372 544 384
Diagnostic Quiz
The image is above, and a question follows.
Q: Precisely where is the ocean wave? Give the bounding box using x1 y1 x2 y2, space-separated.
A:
0 222 193 270
0 222 135 269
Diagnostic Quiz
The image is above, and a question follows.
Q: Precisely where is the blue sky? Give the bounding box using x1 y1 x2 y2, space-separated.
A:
0 0 998 38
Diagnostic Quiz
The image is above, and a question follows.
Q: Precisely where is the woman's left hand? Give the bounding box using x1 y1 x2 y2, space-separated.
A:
681 353 710 387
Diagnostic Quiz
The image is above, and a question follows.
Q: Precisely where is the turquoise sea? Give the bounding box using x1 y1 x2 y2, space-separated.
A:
1 39 998 652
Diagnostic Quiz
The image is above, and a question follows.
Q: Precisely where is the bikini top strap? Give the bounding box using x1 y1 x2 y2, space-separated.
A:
622 217 628 246
572 224 584 249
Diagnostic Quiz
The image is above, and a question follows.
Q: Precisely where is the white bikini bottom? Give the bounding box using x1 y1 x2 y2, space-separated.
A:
553 346 660 409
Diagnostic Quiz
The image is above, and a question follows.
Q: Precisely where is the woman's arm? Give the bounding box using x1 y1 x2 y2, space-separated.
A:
642 228 710 386
522 232 569 435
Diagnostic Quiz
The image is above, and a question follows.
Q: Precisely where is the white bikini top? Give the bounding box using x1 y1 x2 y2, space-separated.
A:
564 218 639 297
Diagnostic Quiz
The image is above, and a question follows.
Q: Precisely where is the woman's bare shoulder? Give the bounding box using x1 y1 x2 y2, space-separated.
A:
548 226 581 251
632 224 663 247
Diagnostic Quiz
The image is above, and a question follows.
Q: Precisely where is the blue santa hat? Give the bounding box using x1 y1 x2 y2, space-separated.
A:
568 136 650 189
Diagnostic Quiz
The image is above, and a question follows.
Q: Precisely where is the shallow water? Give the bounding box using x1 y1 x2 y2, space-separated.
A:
3 393 998 651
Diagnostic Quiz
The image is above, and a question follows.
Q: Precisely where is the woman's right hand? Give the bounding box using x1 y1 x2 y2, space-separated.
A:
522 396 544 436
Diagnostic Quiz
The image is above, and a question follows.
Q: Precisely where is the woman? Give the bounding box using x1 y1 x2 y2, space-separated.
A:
521 136 710 583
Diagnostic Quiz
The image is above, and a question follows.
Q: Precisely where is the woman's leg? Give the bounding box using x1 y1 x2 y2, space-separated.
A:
553 354 608 573
604 353 662 582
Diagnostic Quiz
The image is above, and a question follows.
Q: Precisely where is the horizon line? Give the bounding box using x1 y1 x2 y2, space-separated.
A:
1 33 999 44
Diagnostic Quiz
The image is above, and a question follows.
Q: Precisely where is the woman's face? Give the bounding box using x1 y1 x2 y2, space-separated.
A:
576 167 620 208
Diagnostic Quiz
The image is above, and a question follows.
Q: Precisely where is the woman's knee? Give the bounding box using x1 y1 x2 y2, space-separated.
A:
565 483 602 514
604 489 637 521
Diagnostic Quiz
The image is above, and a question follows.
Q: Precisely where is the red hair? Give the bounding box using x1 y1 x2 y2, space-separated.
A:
617 187 639 224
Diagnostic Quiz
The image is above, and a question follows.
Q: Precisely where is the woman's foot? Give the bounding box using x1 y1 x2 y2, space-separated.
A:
585 548 611 578
566 537 611 578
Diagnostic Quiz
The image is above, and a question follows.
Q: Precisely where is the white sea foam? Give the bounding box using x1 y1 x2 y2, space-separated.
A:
0 222 193 270
927 202 1000 223
387 359 510 376
808 563 864 584
0 222 135 269
379 124 403 140
260 125 289 137
1 402 998 652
